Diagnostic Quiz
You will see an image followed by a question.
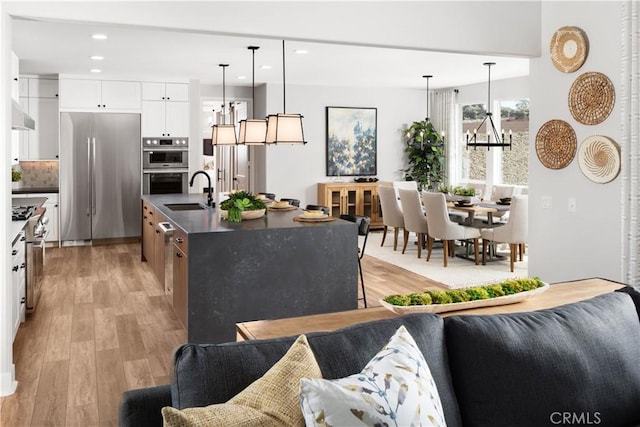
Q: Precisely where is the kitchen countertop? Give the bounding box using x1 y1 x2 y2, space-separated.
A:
12 187 59 194
143 193 348 235
11 196 49 243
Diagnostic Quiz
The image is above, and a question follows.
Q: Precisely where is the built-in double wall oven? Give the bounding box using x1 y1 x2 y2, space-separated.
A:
142 137 189 194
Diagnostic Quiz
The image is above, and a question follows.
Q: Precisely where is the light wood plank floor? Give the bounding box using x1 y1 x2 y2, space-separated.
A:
0 242 446 426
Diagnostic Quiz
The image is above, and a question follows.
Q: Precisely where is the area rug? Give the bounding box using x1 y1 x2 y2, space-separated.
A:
361 231 528 289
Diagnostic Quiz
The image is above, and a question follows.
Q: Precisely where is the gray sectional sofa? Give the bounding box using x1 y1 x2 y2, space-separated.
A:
120 286 640 427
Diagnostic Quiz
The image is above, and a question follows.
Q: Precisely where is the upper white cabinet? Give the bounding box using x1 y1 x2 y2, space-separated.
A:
18 77 59 160
11 51 20 101
141 82 189 137
142 82 189 102
28 78 59 98
59 78 141 111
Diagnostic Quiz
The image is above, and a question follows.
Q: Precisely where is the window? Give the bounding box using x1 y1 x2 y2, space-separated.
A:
461 103 487 181
500 99 529 185
458 99 529 187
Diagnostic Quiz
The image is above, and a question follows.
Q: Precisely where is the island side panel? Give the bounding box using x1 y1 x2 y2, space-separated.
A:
187 221 358 344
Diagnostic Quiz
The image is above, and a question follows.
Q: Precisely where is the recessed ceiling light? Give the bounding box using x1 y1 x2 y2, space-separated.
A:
237 75 247 80
91 34 107 40
90 55 104 61
90 69 102 73
294 49 309 54
260 65 272 70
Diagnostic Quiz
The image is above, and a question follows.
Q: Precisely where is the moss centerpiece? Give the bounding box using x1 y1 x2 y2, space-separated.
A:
381 277 548 314
219 191 267 222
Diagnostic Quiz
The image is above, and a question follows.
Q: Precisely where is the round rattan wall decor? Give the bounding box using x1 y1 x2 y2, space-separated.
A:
550 26 589 73
578 135 620 183
569 72 615 125
535 120 577 169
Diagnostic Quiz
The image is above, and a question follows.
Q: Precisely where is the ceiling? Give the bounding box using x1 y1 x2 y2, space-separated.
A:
12 17 530 91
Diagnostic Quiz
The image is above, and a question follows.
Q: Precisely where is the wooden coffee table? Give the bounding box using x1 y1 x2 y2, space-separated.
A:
236 278 625 341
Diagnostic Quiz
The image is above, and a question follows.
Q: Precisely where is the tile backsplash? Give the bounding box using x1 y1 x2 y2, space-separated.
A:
18 160 59 188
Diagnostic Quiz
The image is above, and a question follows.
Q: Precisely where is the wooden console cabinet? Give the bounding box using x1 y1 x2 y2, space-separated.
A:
317 182 385 229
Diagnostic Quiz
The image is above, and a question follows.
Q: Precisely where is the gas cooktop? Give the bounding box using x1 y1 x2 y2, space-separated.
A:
12 206 35 221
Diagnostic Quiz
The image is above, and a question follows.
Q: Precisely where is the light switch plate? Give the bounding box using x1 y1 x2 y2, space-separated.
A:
542 196 552 209
568 197 576 212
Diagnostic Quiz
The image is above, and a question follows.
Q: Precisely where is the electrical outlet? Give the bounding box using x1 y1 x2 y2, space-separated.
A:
568 197 576 212
542 196 552 209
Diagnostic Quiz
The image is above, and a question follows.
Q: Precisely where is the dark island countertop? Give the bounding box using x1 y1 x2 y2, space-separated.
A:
142 193 349 235
141 192 359 344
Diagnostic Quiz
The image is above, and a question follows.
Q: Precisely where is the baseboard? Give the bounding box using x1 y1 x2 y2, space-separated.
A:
0 365 17 397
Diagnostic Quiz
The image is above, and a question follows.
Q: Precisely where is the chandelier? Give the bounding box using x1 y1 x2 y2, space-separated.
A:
466 62 511 150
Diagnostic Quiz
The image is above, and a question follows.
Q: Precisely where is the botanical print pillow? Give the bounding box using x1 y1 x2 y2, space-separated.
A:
299 325 447 427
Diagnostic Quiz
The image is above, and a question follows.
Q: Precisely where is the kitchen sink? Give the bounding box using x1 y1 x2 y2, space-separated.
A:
164 203 208 211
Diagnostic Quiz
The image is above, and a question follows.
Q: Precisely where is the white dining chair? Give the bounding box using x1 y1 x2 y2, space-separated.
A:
422 191 481 267
481 195 528 271
378 185 405 250
398 188 429 258
392 181 418 200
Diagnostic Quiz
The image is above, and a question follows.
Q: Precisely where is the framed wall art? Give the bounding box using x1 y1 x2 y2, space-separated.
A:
326 106 377 176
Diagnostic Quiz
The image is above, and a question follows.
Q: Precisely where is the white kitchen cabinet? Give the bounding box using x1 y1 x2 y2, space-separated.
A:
12 230 26 340
16 78 59 160
142 82 189 102
11 51 20 101
27 97 59 159
28 78 59 98
59 78 141 111
142 99 189 137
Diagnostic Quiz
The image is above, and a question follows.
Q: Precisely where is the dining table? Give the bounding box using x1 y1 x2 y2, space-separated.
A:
447 201 511 227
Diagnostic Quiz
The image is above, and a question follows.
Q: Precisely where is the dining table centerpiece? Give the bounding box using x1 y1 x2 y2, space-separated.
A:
219 191 267 222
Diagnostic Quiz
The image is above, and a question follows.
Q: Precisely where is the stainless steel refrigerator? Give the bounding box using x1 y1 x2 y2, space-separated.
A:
60 112 141 243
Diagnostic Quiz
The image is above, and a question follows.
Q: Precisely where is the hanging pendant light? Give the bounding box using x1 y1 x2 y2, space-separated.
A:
239 46 267 145
421 74 445 142
265 40 307 145
212 63 238 146
465 62 512 150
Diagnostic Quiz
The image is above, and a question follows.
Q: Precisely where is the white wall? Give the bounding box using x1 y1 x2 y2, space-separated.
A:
456 76 530 105
260 83 425 206
528 2 623 283
1 4 17 396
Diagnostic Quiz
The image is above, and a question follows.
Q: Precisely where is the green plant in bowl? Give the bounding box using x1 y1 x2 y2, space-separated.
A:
219 191 267 222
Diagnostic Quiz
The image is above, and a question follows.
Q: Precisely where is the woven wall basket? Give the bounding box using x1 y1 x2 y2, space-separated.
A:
569 72 615 125
550 26 589 73
535 120 577 169
578 135 621 183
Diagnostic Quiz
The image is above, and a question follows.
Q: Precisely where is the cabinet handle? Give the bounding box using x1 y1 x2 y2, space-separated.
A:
97 104 101 107
20 263 26 269
176 252 183 258
20 237 26 241
156 230 160 234
102 104 106 107
21 297 26 304
12 266 18 272
55 94 59 97
143 215 147 220
149 221 153 225
175 237 184 244
149 211 153 215
12 250 17 256
13 77 18 81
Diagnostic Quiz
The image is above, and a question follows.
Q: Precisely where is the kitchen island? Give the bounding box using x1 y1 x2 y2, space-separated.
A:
142 194 358 344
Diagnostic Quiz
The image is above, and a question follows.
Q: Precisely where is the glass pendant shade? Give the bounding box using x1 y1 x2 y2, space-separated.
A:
239 119 268 145
212 124 237 145
265 113 306 144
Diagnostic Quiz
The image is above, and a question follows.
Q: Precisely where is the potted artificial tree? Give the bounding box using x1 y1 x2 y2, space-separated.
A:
403 120 445 190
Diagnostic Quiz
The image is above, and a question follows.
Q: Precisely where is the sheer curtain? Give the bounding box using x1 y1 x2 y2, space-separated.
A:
431 89 458 185
621 0 640 283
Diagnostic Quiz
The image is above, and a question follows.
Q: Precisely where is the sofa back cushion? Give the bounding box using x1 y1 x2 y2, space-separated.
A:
444 292 640 427
171 313 462 427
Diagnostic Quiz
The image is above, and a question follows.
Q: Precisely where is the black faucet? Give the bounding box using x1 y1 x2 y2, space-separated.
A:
189 170 213 207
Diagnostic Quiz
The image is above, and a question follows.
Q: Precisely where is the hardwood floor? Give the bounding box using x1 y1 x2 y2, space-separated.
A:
0 242 446 426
